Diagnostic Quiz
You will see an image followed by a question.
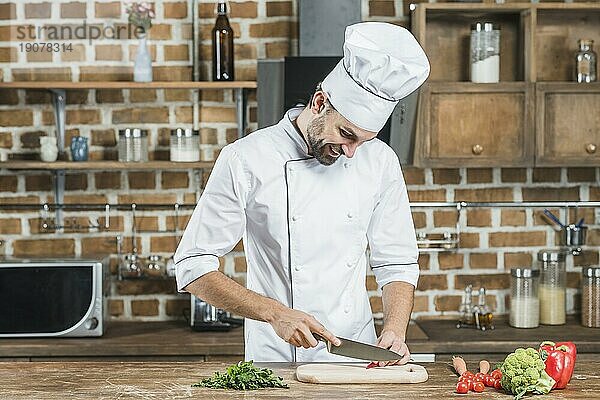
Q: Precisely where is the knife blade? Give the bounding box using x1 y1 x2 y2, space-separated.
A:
314 333 402 361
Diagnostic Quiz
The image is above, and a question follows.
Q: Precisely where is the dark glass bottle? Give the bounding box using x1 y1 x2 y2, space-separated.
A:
212 0 234 81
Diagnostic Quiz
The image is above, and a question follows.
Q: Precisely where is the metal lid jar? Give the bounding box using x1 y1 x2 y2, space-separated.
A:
509 268 540 329
118 128 148 162
537 249 567 325
170 128 200 162
470 22 500 83
581 266 600 328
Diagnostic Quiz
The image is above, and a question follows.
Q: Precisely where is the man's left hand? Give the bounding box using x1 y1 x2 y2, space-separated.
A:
373 329 410 367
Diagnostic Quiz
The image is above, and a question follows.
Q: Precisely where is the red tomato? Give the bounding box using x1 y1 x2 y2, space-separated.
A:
483 375 495 387
494 379 503 390
473 381 485 392
475 372 485 381
465 379 475 391
462 371 475 379
456 381 469 394
490 369 502 380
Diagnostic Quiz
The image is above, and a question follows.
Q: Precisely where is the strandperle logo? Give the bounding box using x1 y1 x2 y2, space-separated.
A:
15 21 145 45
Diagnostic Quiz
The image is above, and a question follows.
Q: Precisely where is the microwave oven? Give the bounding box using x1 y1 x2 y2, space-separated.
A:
0 258 109 337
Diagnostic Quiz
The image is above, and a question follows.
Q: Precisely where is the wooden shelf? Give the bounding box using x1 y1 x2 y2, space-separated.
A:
0 160 214 170
0 81 257 90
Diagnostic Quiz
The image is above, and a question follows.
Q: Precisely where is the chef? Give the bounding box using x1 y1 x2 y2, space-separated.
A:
175 22 430 364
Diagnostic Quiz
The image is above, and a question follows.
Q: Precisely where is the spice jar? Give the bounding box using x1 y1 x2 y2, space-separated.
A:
538 249 567 325
143 254 166 278
509 268 540 328
170 128 200 162
118 128 148 162
470 22 500 83
581 266 600 328
575 39 597 83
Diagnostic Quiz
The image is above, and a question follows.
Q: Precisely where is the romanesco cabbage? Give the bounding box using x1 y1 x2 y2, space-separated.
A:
500 348 555 400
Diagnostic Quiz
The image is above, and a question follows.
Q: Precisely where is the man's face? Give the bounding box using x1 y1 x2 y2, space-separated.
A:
305 102 378 166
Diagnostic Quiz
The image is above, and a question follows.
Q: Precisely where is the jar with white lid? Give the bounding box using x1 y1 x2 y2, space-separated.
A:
170 128 200 162
118 128 148 162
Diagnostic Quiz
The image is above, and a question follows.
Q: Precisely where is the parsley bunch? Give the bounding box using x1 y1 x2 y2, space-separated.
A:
192 361 289 390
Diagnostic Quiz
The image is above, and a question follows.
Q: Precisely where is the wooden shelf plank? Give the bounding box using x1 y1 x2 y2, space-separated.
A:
0 160 214 170
0 81 257 90
415 2 600 12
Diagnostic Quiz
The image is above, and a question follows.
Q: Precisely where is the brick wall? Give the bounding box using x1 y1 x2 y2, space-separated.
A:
1 0 599 323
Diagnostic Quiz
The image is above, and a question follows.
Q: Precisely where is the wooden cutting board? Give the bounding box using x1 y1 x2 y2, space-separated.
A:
296 363 429 384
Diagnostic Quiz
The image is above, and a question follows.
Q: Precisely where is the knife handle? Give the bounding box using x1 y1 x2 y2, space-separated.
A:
312 332 327 342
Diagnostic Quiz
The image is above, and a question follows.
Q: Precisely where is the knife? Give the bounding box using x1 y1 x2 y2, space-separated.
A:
313 333 402 361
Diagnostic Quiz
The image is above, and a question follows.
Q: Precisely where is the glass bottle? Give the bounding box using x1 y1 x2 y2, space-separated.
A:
575 39 597 83
475 287 494 330
509 268 540 328
212 0 234 81
538 249 567 325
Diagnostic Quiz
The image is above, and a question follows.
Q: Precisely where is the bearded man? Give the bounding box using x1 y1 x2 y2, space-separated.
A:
174 22 430 364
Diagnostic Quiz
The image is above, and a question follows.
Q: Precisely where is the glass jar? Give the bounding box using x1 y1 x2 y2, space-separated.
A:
575 39 597 83
118 128 148 162
119 253 143 279
538 249 567 325
143 255 166 278
509 268 540 328
170 128 200 162
470 22 500 83
581 266 600 328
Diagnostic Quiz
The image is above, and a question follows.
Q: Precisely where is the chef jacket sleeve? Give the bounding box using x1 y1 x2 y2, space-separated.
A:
366 150 419 290
174 145 249 292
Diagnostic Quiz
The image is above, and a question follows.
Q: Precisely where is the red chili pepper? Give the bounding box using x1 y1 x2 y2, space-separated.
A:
539 341 577 389
366 362 378 369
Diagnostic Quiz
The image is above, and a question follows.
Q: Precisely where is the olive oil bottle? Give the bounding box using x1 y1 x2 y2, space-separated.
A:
212 0 234 81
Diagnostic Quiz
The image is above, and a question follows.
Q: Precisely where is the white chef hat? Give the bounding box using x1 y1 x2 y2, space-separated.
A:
321 22 430 133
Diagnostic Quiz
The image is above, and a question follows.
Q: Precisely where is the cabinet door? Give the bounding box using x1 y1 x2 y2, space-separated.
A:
415 83 533 167
536 83 600 166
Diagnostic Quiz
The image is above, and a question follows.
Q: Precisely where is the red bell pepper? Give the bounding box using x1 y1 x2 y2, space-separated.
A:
539 341 577 389
555 341 577 386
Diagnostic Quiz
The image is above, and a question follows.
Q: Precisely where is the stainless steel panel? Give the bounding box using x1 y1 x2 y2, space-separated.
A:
299 0 361 56
257 59 285 129
389 90 420 166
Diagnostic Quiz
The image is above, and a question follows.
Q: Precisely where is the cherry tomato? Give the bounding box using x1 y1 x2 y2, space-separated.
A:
483 375 495 387
456 381 469 394
490 369 502 380
494 378 503 390
475 372 486 381
462 371 475 379
465 379 475 391
473 381 485 392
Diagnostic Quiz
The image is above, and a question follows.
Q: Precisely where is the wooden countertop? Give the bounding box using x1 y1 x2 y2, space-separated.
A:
1 317 599 360
1 360 598 399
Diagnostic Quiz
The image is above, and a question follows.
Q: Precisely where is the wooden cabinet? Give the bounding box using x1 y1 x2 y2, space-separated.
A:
416 82 533 167
536 83 600 166
411 3 600 168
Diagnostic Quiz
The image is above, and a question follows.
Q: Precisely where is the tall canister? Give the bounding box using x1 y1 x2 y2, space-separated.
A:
538 249 567 325
581 266 600 328
509 268 540 328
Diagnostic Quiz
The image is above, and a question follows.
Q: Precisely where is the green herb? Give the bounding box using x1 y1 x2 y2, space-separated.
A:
192 361 289 390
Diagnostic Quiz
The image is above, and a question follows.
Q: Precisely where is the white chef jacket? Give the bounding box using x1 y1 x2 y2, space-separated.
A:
174 107 419 362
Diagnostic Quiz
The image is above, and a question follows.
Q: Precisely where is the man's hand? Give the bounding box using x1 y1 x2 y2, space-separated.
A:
268 305 340 349
373 329 411 367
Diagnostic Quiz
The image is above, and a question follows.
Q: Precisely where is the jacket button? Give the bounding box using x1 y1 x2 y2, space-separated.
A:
346 262 353 268
344 162 350 168
347 213 353 219
294 265 301 271
291 216 297 222
344 306 350 313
